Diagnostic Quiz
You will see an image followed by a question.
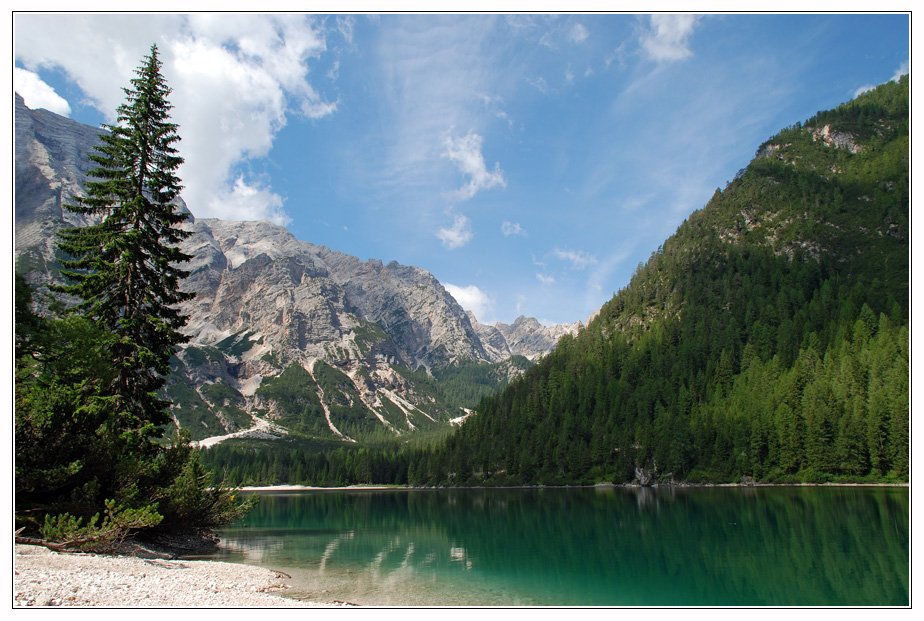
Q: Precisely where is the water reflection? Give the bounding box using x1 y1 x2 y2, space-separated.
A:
318 530 352 572
633 486 660 510
202 487 908 606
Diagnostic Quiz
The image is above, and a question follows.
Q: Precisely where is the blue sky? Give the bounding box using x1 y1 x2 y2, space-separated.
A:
13 12 909 325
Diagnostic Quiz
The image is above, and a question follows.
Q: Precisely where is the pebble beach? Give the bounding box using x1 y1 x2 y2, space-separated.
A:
13 544 318 608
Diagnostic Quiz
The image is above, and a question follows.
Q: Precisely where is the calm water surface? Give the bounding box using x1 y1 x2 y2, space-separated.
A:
197 487 908 606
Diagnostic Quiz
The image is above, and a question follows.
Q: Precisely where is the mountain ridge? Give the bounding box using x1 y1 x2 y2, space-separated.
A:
430 76 909 486
13 93 580 445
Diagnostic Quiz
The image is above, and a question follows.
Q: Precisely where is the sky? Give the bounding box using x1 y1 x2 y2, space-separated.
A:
11 9 910 326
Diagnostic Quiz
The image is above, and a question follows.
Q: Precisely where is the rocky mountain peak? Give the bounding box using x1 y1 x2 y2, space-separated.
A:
469 313 581 362
14 95 579 445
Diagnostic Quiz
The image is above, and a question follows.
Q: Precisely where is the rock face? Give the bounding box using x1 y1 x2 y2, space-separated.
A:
168 219 580 442
14 94 579 444
497 316 582 360
14 93 104 286
169 218 497 441
179 218 490 370
809 124 862 154
470 314 581 361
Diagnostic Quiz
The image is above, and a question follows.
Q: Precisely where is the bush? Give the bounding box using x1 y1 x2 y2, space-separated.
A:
39 500 163 553
153 431 256 528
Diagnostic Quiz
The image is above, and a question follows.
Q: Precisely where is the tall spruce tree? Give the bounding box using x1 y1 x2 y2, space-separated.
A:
57 44 192 446
16 46 255 544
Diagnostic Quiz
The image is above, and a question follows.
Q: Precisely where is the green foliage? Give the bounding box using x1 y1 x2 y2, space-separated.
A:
153 432 257 527
255 363 329 437
250 354 527 446
15 296 116 508
164 379 225 440
215 331 261 358
200 437 420 487
54 43 192 439
205 354 534 484
352 321 391 353
164 347 254 439
15 46 254 541
15 273 41 359
421 79 908 487
313 361 384 438
39 500 163 553
199 380 251 429
404 356 534 411
180 345 226 368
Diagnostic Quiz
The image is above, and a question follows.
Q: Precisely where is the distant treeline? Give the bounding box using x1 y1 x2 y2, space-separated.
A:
204 285 907 487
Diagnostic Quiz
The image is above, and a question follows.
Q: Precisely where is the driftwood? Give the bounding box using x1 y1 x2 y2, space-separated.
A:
15 534 175 559
15 535 78 553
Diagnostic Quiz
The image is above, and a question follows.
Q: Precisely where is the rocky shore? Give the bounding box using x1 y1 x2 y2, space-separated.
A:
13 544 319 608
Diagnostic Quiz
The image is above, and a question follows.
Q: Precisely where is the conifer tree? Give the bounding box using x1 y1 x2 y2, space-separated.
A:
15 46 254 543
57 44 192 446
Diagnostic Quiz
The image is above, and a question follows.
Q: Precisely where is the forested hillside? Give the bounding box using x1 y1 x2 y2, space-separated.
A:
203 77 908 487
433 77 909 485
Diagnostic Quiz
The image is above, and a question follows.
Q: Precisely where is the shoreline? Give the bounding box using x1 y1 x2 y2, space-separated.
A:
238 481 909 492
16 482 906 607
13 543 326 608
240 484 409 492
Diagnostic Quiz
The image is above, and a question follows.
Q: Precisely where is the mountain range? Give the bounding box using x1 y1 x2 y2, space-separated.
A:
15 76 908 487
14 92 580 444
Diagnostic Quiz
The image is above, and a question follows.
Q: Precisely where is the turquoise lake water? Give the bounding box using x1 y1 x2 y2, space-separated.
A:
197 486 908 606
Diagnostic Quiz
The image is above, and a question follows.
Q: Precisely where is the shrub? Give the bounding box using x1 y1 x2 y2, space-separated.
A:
154 431 256 528
40 500 163 553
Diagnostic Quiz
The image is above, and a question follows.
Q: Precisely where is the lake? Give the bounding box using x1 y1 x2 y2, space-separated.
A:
196 486 909 606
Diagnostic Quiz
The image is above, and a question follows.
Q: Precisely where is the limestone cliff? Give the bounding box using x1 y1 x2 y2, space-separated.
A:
14 94 576 444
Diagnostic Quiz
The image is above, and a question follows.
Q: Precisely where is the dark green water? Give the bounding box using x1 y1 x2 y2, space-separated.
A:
198 486 908 606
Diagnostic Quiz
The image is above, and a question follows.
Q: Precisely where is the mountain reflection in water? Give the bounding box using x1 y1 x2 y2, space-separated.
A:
198 487 908 606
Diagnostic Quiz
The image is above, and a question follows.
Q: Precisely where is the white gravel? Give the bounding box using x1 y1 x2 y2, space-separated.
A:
13 544 322 608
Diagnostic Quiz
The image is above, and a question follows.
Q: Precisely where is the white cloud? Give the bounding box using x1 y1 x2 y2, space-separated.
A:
855 61 908 99
14 67 71 116
14 14 171 116
569 23 589 44
436 214 473 249
478 93 513 128
536 273 556 286
854 84 876 98
554 248 598 270
442 131 506 201
13 14 336 223
327 59 341 81
604 42 630 71
169 15 335 220
336 16 355 45
534 17 589 49
501 221 525 237
215 176 291 226
302 98 339 119
444 283 494 322
640 15 699 62
528 76 550 93
365 16 506 205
